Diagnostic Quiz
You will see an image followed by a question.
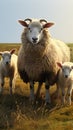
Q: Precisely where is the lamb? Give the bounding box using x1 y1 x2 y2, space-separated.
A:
0 49 18 95
57 62 73 105
18 18 70 104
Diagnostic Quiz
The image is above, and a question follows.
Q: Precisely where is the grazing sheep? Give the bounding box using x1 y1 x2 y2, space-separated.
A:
18 18 70 104
0 49 18 94
57 62 73 105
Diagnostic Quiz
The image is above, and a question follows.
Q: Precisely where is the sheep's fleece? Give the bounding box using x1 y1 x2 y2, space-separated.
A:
18 18 70 85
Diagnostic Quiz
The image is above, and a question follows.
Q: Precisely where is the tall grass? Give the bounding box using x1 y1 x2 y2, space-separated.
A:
0 43 73 130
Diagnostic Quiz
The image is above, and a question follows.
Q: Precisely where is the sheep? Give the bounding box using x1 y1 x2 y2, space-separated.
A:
0 49 18 95
56 62 73 105
18 18 70 105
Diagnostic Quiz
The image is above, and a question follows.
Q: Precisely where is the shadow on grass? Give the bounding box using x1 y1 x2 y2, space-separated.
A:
0 94 29 129
0 92 57 129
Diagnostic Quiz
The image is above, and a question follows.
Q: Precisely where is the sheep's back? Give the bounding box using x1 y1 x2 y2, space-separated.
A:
53 39 70 62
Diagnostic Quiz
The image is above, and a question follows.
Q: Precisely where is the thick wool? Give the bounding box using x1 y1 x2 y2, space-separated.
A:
18 28 70 84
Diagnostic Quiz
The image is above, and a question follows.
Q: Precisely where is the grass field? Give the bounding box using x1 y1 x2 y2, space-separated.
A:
0 43 73 130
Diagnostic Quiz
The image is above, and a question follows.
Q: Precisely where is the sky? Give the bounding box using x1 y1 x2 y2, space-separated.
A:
0 0 73 43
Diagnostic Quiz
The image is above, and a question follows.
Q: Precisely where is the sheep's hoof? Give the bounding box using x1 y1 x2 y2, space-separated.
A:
9 90 13 95
29 97 35 106
66 99 71 106
66 102 71 106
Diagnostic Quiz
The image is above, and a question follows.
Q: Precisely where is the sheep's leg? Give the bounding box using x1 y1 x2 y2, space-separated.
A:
0 78 4 94
45 80 51 104
55 84 61 106
9 78 15 95
12 78 15 94
67 86 72 105
35 82 42 100
32 82 43 105
30 81 34 102
56 83 60 99
61 87 65 105
9 79 12 95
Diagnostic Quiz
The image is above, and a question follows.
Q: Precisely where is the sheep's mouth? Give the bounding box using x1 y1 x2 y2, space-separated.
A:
32 40 39 45
5 62 10 65
31 38 39 44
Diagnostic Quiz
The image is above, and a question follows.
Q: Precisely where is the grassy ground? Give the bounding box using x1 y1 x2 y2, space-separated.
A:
0 43 73 130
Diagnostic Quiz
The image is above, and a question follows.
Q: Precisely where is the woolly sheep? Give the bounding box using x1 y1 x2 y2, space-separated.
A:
18 18 70 104
0 49 18 95
57 62 73 105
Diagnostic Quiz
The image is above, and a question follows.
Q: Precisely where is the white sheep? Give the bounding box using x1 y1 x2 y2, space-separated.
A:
57 62 73 105
0 49 18 95
18 18 70 104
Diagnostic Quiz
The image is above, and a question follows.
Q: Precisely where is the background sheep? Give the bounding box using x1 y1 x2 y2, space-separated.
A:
0 49 18 95
57 62 73 105
18 18 70 104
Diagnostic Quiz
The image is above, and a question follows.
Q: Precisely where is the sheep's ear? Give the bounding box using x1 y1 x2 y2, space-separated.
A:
57 62 62 68
10 49 16 54
43 22 54 28
0 52 3 55
18 20 28 27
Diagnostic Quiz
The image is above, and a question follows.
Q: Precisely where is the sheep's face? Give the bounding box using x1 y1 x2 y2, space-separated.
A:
57 62 73 78
2 53 11 65
0 49 16 66
62 66 72 78
18 19 54 45
26 22 43 44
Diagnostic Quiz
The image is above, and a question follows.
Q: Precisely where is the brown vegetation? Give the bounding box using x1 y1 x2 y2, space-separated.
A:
0 43 73 130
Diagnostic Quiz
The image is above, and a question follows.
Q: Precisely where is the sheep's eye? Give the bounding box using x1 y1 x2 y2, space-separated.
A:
39 28 43 33
28 27 32 32
9 55 11 59
62 68 64 72
41 27 43 30
28 27 30 30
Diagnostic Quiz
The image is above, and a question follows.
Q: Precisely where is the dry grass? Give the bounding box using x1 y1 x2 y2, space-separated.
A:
0 43 73 130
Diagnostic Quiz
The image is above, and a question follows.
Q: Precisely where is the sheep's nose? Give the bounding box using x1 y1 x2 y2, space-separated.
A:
65 75 68 78
6 61 9 65
32 37 38 43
